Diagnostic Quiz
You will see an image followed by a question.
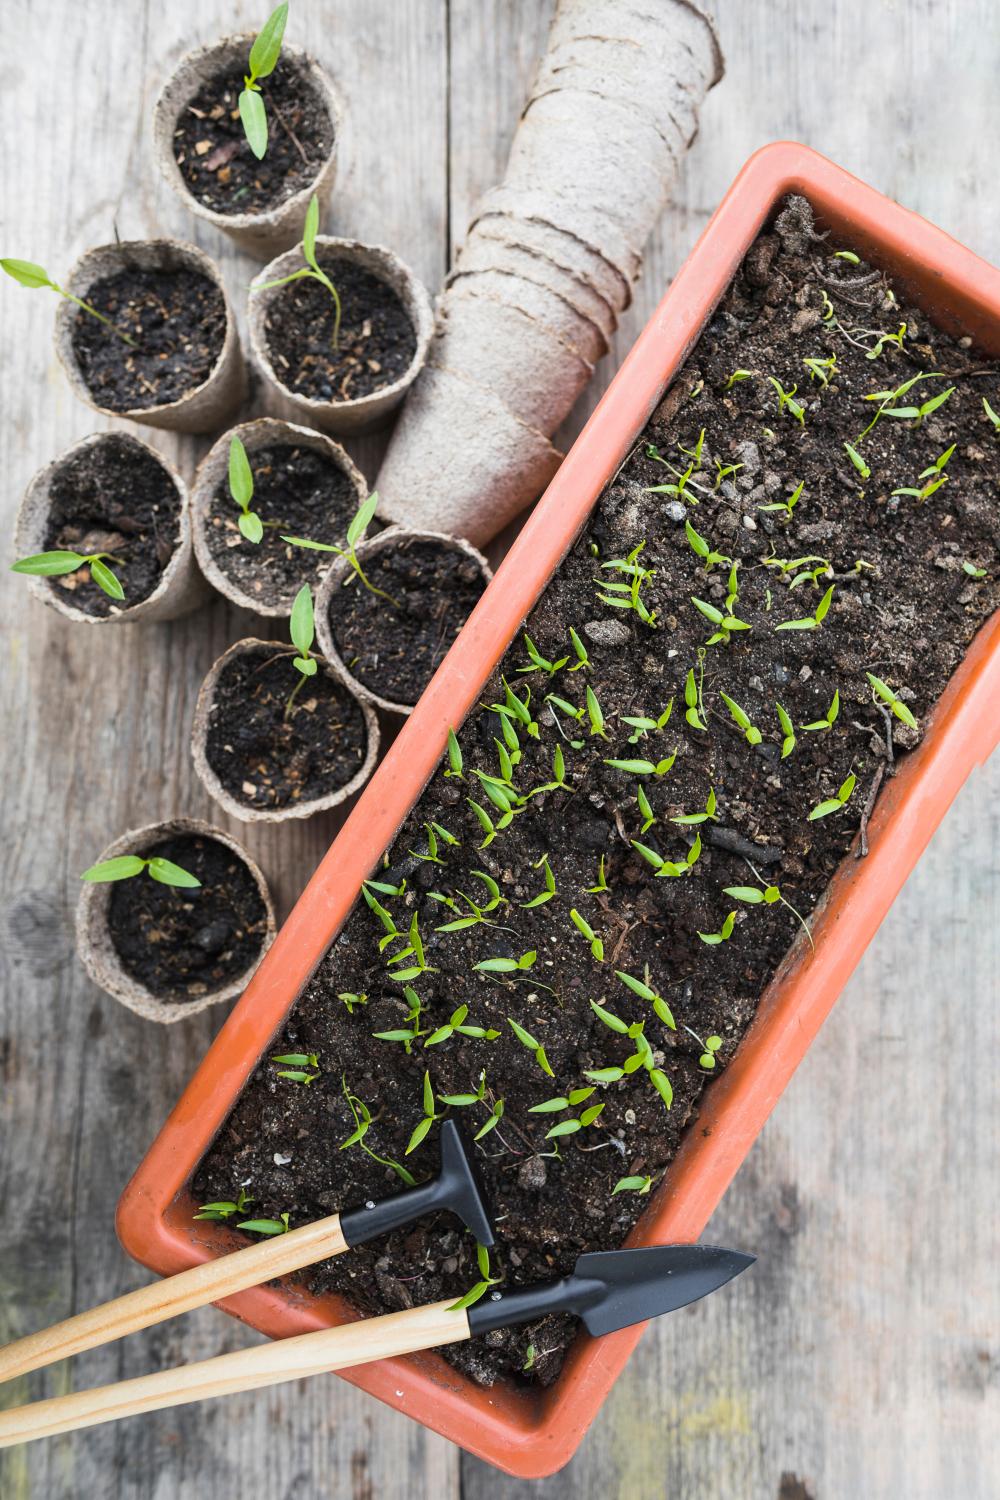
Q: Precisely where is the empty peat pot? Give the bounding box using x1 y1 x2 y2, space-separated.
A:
191 418 367 617
192 637 379 822
315 528 492 714
153 35 342 257
76 818 275 1023
14 431 205 625
248 236 434 435
54 239 245 433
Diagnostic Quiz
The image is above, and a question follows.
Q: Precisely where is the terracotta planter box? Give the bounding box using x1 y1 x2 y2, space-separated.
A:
117 145 1000 1477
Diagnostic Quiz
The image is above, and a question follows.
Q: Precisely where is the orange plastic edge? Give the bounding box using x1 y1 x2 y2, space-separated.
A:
116 145 1000 1478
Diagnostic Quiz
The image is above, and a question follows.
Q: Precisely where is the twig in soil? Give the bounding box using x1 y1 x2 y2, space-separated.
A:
704 825 783 867
876 703 896 770
269 97 311 168
856 764 886 859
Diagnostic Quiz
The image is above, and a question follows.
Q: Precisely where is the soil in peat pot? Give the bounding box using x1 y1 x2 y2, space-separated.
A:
204 443 365 610
43 436 182 617
71 267 227 412
204 645 369 812
172 57 334 217
194 196 1000 1387
262 257 417 403
328 538 489 706
107 833 269 1001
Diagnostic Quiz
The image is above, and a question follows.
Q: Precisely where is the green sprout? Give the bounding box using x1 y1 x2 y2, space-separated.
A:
473 1095 505 1141
803 353 837 386
491 679 540 740
408 821 460 866
238 1212 290 1236
545 693 585 748
687 1029 723 1070
475 951 537 976
12 548 125 601
865 323 907 360
684 518 731 571
714 459 743 490
449 1243 503 1311
282 493 398 602
339 1076 416 1185
586 684 608 739
337 991 367 1014
271 1051 320 1085
724 871 814 949
843 442 871 480
518 632 569 677
285 583 318 717
613 1175 652 1195
568 626 590 671
431 871 508 933
768 376 805 424
891 442 954 502
438 1069 487 1109
759 479 805 519
866 673 918 730
603 751 676 777
585 855 609 894
636 784 656 832
776 583 834 632
834 249 860 265
238 3 289 159
445 728 464 780
801 688 839 732
424 1004 500 1047
569 907 604 962
764 554 831 591
372 985 428 1053
670 786 718 826
80 854 201 887
698 911 736 946
228 436 264 543
808 769 857 821
776 702 796 759
2 257 136 344
522 854 557 908
586 1004 673 1109
530 1087 604 1140
595 542 657 625
507 1016 554 1077
692 564 751 647
406 1070 444 1154
255 194 341 347
684 653 707 730
362 881 408 952
387 913 437 982
620 699 673 744
983 397 1000 433
720 692 762 746
858 372 952 439
724 369 753 389
615 967 675 1028
963 561 987 578
194 1188 253 1222
631 831 702 879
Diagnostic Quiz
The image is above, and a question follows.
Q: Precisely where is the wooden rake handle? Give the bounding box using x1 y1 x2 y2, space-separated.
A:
0 1212 349 1385
0 1301 471 1447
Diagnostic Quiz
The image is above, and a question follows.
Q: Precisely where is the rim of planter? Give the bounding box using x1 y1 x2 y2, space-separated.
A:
53 239 246 434
14 431 207 625
117 144 1000 1477
191 636 380 823
75 817 276 1025
153 35 343 258
190 417 367 617
314 527 493 714
247 235 434 436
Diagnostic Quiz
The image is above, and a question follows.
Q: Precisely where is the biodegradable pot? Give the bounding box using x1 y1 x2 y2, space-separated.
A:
191 418 367 617
14 432 207 625
54 239 246 433
76 818 276 1024
314 528 493 715
118 146 1000 1476
191 637 380 823
153 36 343 258
247 236 434 436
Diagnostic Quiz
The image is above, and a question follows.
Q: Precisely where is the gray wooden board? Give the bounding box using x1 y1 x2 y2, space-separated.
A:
1 1 997 1497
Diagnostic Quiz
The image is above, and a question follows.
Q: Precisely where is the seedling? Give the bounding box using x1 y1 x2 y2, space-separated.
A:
2 257 136 344
238 1212 290 1236
285 583 318 717
518 632 569 677
631 830 702 879
775 583 834 632
963 561 987 578
768 376 805 424
438 1070 487 1108
670 786 718 826
615 967 676 1028
834 249 860 265
545 692 585 748
714 459 743 490
228 436 264 543
595 542 657 625
620 699 673 744
473 1095 505 1141
431 870 508 932
858 372 951 440
340 1076 416 1184
490 679 540 740
337 991 367 1014
636 784 656 833
692 563 751 647
686 1028 722 1070
530 1087 604 1140
586 684 608 739
866 673 918 730
724 369 753 389
445 728 464 779
528 742 572 798
568 626 590 671
387 912 437 981
522 854 557 908
865 323 907 360
372 984 428 1053
891 443 954 502
569 907 604 961
684 518 731 571
475 951 537 975
983 397 1000 433
255 195 342 347
763 554 831 592
13 548 125 601
282 492 398 602
603 752 676 778
238 3 289 159
585 856 609 894
842 441 871 481
801 688 839 732
586 1006 674 1109
613 1175 652 1195
408 820 460 866
808 769 857 821
724 869 814 949
776 702 796 759
194 1188 252 1222
720 692 762 746
424 1004 500 1047
684 653 707 730
759 479 805 519
803 353 837 386
80 854 200 887
362 882 408 952
406 1070 444 1154
449 1243 503 1310
271 1051 320 1084
507 1016 554 1077
699 910 737 945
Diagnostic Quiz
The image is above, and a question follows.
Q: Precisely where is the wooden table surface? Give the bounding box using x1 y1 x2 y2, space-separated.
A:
1 2 997 1496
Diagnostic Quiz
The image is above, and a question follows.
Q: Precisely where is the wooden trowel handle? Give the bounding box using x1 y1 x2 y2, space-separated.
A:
0 1300 470 1447
0 1212 348 1385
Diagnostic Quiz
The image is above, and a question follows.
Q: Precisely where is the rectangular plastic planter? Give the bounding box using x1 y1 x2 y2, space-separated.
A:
118 144 1000 1478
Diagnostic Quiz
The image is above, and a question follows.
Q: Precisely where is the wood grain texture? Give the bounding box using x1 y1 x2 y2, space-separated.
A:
1 1 997 1497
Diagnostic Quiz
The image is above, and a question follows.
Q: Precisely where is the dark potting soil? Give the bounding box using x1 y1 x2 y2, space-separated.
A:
71 267 227 412
327 538 489 706
195 196 1000 1388
42 436 182 617
171 56 334 216
107 833 269 1001
204 645 370 812
203 442 364 611
262 256 417 403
